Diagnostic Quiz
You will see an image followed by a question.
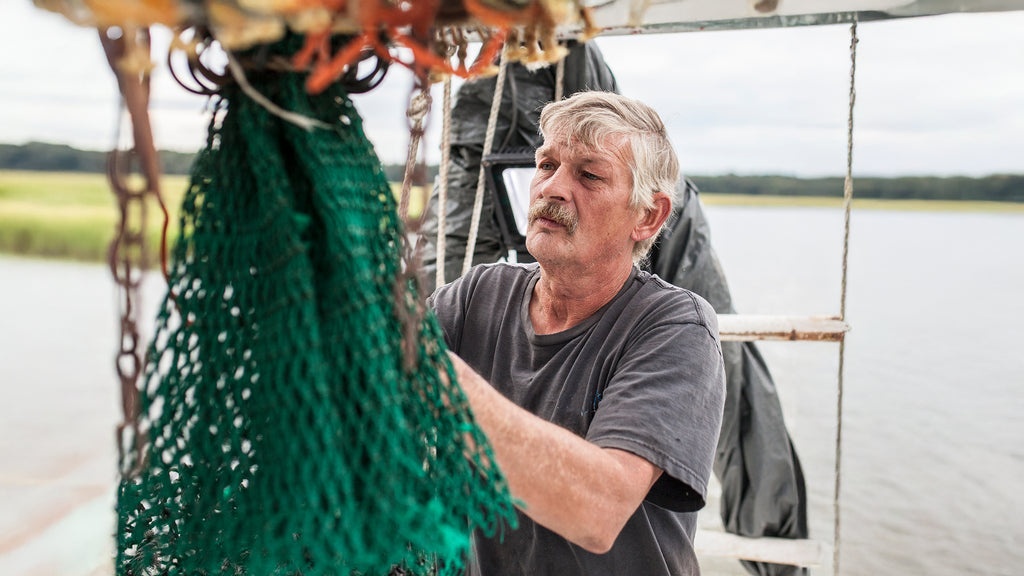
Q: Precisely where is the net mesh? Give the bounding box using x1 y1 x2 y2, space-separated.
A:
115 44 514 576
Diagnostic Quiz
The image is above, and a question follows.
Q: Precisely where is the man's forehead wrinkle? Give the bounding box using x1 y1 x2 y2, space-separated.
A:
538 134 629 168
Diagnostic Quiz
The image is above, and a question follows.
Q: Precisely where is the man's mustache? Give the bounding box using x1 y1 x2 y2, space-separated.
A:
528 200 578 235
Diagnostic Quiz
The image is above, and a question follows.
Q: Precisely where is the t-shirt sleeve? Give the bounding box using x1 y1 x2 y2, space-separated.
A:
427 270 473 352
585 296 726 513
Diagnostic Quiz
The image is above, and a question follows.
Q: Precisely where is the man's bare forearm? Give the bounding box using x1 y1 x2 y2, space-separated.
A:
449 352 662 554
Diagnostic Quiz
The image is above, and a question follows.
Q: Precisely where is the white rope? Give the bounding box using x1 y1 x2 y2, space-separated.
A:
554 45 566 101
400 86 432 222
462 45 509 277
224 51 331 132
834 19 858 576
435 74 453 288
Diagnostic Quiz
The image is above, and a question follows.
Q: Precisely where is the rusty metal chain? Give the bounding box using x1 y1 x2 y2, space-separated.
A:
98 26 170 472
106 147 149 469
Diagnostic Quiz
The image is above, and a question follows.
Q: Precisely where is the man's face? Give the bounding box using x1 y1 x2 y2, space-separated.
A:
526 130 639 268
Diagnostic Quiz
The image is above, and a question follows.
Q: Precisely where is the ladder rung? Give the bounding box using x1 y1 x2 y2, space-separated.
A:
695 529 829 567
718 314 849 342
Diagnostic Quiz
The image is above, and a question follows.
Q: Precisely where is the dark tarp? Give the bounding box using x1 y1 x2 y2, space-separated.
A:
418 42 809 576
650 179 810 576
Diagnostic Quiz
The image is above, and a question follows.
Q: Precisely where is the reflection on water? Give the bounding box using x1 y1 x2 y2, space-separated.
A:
1 206 1022 575
706 206 1024 576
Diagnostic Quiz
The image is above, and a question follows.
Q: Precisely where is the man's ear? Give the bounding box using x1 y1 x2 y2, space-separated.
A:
631 193 672 243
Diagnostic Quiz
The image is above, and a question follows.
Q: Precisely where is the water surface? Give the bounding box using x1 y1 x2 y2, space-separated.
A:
1 205 1021 575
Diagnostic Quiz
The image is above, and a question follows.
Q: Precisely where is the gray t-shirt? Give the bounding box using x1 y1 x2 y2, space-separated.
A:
431 262 726 575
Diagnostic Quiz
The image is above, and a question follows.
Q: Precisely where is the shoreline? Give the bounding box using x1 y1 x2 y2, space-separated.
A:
3 171 1022 263
699 192 1024 212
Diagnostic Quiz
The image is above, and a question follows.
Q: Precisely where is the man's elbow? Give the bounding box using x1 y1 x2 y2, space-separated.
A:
566 478 655 554
574 521 625 555
578 535 615 555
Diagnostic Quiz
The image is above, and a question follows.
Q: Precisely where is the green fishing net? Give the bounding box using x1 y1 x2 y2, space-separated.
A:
116 41 515 576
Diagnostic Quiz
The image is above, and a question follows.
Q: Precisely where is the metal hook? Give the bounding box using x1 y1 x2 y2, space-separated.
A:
168 27 227 96
341 47 391 94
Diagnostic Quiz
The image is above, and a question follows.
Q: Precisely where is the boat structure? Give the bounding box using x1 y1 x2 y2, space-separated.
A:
414 2 1024 573
16 1 1024 575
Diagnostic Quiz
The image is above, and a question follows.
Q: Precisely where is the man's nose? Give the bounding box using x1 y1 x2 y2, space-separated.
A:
534 166 570 203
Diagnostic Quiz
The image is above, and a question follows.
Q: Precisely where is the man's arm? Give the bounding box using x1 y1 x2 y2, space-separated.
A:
449 352 663 554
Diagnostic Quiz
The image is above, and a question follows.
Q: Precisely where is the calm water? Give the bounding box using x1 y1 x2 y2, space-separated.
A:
1 205 1022 575
704 205 1024 576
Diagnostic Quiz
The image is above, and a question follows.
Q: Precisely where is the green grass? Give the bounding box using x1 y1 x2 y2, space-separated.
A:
2 170 1020 263
389 182 429 220
0 171 430 263
0 171 188 263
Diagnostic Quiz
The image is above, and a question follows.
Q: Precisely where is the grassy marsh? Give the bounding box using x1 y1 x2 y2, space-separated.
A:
2 170 1019 263
0 170 426 262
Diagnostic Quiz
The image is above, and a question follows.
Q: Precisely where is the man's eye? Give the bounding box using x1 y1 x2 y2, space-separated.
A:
582 171 600 181
538 162 555 171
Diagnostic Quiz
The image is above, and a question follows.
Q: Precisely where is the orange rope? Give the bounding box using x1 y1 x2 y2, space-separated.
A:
304 34 371 94
463 0 536 27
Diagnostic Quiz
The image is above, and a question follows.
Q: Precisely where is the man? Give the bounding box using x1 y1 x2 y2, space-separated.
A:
430 91 727 575
423 49 810 576
418 42 618 290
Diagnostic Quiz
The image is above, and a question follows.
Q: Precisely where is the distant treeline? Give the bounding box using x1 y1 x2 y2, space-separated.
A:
0 142 438 182
3 142 1021 202
688 174 1024 203
0 142 198 175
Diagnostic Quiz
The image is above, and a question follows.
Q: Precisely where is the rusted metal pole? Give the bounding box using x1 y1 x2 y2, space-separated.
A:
717 314 849 342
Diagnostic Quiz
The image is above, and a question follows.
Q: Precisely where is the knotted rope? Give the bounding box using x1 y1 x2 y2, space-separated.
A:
554 46 566 101
435 75 454 288
462 44 510 276
400 84 433 222
834 18 858 576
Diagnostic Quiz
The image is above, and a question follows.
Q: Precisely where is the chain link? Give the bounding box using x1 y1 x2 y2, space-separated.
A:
99 26 170 472
107 147 150 461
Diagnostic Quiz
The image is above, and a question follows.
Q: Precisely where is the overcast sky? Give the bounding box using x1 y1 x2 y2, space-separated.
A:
3 2 1023 177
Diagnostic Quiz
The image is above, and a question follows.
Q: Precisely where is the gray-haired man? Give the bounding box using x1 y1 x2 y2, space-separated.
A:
431 91 725 575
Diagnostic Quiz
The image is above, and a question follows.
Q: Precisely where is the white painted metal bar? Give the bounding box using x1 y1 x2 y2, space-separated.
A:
695 529 829 568
572 0 1024 38
717 314 849 342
